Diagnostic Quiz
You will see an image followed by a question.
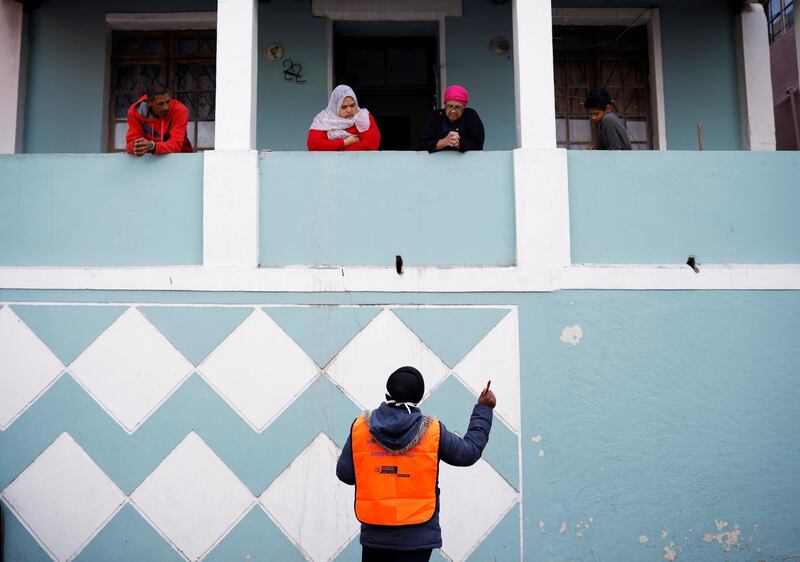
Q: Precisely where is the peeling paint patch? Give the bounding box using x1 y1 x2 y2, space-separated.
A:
560 325 583 346
639 535 650 543
538 449 545 457
531 434 542 443
661 530 669 539
559 522 567 534
575 517 594 538
664 541 679 561
703 520 745 552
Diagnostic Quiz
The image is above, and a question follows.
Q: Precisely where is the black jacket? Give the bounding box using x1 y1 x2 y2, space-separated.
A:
336 402 493 550
419 108 485 153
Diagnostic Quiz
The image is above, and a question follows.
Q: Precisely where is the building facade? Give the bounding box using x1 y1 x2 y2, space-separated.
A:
1 1 798 561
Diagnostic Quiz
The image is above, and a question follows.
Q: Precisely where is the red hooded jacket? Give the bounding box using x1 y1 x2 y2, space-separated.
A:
126 95 194 155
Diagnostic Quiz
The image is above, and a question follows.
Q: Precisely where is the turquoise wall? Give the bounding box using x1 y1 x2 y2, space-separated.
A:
0 154 203 266
446 0 516 150
22 0 215 154
1 289 798 561
659 3 742 149
257 0 328 151
259 151 516 266
568 151 800 264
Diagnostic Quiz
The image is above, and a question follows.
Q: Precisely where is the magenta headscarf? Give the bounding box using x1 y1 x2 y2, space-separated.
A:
444 84 469 105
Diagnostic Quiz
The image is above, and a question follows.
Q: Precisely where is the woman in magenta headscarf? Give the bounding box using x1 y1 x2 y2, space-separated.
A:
419 84 485 152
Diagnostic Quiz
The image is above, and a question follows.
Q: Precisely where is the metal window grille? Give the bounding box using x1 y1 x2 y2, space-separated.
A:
763 0 795 43
108 30 216 152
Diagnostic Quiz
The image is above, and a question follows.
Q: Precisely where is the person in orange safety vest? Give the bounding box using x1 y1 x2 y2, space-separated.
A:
336 366 496 562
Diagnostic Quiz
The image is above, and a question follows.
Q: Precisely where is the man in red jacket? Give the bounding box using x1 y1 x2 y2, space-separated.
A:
126 82 193 156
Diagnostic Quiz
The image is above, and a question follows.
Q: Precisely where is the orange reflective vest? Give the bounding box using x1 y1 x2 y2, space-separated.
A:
351 415 441 526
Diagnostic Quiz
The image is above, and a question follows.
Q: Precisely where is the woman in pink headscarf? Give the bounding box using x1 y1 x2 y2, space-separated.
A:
420 84 485 152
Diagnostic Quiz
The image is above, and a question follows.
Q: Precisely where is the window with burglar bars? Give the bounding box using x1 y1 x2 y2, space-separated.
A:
108 30 216 152
553 25 652 150
762 0 795 43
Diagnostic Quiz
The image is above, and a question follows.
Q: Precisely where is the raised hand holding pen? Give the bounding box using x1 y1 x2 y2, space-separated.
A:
478 379 496 409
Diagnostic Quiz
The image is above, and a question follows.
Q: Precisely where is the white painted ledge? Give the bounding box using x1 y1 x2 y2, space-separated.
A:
0 265 798 292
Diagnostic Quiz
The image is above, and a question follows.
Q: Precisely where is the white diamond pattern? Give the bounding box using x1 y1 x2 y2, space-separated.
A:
455 309 521 432
438 458 519 562
260 433 359 562
130 432 254 561
1 433 125 561
326 309 450 409
199 309 320 431
68 307 194 432
0 306 64 429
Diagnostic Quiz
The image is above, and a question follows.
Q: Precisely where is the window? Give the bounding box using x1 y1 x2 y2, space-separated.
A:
553 25 652 150
763 0 795 43
108 30 216 152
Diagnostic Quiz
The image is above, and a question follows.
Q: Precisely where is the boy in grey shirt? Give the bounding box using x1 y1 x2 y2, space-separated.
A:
584 88 632 150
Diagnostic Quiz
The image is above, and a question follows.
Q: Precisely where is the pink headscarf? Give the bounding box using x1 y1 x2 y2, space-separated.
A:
444 85 469 105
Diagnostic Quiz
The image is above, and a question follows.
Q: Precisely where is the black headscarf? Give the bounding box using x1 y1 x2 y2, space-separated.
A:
385 366 425 405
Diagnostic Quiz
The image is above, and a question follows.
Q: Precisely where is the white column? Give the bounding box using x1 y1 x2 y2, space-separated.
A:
204 0 260 267
214 0 257 150
512 0 556 149
736 3 776 150
0 0 24 154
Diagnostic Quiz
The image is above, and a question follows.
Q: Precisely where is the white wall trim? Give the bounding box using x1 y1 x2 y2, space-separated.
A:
1 265 798 292
203 150 260 268
214 0 257 151
0 0 24 154
513 148 571 268
552 7 667 150
513 0 557 149
105 12 217 30
736 3 777 151
312 0 461 21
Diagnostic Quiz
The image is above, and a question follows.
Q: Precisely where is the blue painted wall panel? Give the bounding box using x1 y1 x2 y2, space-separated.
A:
446 0 516 150
257 0 328 151
568 151 800 264
0 289 798 561
259 151 516 266
0 154 203 266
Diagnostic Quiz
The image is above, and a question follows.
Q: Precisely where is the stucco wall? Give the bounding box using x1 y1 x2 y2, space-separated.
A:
1 289 798 561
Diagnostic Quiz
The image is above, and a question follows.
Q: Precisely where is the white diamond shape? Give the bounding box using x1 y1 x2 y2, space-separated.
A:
439 458 519 561
455 309 521 433
68 307 194 433
326 309 450 408
1 433 125 561
131 432 254 561
260 433 358 562
198 309 319 431
0 306 64 429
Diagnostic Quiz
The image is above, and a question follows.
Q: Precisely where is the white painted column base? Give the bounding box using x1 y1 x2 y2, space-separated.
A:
737 3 776 151
513 148 571 268
203 150 260 267
0 0 24 154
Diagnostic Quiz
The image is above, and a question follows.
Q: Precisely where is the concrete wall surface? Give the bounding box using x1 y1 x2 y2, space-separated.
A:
0 153 203 266
0 289 798 561
259 151 516 267
568 151 800 264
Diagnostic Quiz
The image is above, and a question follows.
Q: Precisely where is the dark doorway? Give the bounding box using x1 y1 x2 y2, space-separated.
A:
553 25 652 149
334 21 438 150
